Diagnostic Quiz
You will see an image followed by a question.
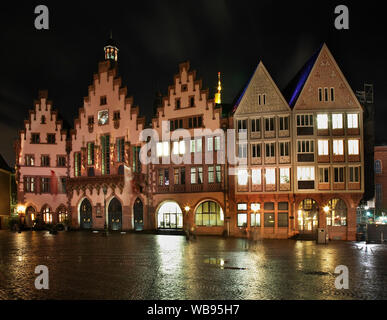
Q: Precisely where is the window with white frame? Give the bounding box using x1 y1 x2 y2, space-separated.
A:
334 167 345 183
190 167 196 184
297 140 314 153
238 143 247 158
280 168 290 184
251 118 261 132
265 142 275 157
317 114 328 129
265 117 275 132
349 166 360 183
279 141 290 157
332 114 343 129
238 169 248 186
190 140 195 153
196 138 202 152
319 167 329 183
208 166 214 183
237 119 247 133
318 140 329 155
347 114 358 129
252 168 261 185
297 166 315 181
348 139 359 155
214 136 221 151
333 139 344 155
265 168 276 185
207 137 213 151
251 143 261 158
296 114 313 127
279 116 289 130
157 141 170 157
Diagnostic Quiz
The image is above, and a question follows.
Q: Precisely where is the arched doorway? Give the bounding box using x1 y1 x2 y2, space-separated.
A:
108 198 122 231
157 201 183 229
133 198 144 231
298 199 319 235
80 198 92 229
26 206 36 227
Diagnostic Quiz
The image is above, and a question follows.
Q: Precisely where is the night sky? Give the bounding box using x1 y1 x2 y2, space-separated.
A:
0 1 385 167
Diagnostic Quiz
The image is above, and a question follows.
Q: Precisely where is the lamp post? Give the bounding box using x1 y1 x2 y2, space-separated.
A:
103 185 108 236
184 205 190 239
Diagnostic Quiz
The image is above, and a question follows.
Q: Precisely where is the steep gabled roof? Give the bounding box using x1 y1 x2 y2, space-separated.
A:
283 43 363 111
233 61 290 116
283 44 323 108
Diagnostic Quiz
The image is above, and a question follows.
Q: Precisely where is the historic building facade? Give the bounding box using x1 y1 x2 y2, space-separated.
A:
15 42 364 239
15 91 69 226
149 61 228 235
285 44 364 240
232 62 293 239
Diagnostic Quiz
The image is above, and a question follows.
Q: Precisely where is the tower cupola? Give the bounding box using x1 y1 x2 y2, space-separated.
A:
104 31 119 62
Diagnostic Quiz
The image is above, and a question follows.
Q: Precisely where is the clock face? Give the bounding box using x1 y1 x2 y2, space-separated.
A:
98 110 109 125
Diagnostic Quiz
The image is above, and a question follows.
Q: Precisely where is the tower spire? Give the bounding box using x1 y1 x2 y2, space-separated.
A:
104 31 119 62
215 72 222 104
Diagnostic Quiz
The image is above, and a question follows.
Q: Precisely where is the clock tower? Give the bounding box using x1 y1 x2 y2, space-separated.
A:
104 31 119 62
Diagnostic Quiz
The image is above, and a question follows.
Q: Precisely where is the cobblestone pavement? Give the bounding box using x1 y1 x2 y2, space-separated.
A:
0 230 386 300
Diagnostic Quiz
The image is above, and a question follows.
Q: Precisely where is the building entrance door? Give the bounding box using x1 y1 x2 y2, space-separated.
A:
298 199 319 236
157 202 183 229
133 198 144 231
80 199 92 229
108 198 122 231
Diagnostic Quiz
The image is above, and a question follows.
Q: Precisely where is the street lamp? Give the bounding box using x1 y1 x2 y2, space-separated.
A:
17 204 26 216
103 185 108 236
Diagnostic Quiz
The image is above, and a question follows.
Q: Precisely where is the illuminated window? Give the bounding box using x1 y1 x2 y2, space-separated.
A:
216 165 221 183
195 201 224 227
317 114 328 129
280 168 290 184
87 142 95 165
347 114 358 129
238 143 247 158
318 140 329 155
158 169 169 186
74 152 81 177
348 139 359 155
179 140 185 154
332 114 343 129
265 168 276 185
297 167 315 181
101 135 110 175
326 199 347 226
25 155 35 166
214 136 221 151
172 141 179 155
333 139 344 155
190 140 195 153
208 166 214 183
252 169 261 185
207 137 213 151
191 167 196 184
196 138 202 152
238 169 248 186
42 206 52 224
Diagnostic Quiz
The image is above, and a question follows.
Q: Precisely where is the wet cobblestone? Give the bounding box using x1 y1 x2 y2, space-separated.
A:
0 230 386 300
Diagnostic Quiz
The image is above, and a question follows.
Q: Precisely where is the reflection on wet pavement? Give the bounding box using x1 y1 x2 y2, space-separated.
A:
0 230 386 300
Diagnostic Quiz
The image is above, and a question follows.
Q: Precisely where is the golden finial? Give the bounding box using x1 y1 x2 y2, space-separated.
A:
215 72 222 104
